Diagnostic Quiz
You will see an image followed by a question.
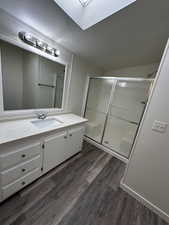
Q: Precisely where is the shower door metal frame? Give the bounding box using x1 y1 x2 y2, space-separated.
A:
82 76 117 144
100 79 117 144
83 76 154 159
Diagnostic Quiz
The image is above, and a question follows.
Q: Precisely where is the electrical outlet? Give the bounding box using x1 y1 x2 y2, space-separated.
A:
152 120 168 133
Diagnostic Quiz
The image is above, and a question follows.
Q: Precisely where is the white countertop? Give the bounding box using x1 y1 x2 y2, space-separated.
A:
0 113 88 145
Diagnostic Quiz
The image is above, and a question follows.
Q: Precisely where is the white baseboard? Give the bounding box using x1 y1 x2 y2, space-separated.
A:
120 182 169 223
84 136 128 164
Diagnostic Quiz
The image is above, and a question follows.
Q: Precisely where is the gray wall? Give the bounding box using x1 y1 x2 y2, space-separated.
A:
67 55 101 116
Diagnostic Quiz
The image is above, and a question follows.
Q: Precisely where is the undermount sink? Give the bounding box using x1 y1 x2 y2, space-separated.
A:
31 118 63 129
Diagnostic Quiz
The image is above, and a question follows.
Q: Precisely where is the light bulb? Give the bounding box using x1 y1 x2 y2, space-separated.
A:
55 50 60 57
26 34 32 40
37 40 47 50
46 46 55 55
24 33 36 46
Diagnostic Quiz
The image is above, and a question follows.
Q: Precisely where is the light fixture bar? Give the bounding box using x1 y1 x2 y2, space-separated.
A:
18 32 60 58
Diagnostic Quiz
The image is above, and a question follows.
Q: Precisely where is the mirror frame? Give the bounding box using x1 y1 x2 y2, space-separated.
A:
0 33 71 120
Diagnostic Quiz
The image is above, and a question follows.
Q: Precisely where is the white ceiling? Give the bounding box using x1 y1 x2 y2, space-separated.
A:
0 0 169 71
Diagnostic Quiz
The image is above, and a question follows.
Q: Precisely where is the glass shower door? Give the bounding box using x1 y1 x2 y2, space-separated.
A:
84 78 114 143
102 79 151 158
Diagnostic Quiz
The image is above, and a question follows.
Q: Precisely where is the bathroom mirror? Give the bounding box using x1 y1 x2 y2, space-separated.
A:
0 39 66 111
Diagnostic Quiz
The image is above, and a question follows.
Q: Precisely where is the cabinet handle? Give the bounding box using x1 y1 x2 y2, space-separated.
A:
22 181 26 185
69 134 72 137
64 136 67 139
42 144 45 149
21 154 26 158
22 168 26 172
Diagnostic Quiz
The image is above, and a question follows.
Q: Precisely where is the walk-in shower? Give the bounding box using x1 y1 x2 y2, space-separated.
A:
84 77 153 162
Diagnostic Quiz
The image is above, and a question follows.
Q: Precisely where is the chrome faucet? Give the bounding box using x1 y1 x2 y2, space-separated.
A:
36 112 47 120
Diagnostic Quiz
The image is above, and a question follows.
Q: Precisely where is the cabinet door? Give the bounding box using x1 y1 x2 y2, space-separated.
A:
68 126 85 156
43 131 67 173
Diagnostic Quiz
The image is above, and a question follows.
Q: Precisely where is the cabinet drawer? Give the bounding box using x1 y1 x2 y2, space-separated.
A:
0 142 41 170
68 126 85 138
0 155 42 186
2 168 41 200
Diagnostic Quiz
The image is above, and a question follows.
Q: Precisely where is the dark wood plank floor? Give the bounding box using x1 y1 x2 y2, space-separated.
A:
0 141 168 225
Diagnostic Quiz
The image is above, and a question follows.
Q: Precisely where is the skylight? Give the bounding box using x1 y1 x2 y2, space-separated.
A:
79 0 93 7
54 0 136 30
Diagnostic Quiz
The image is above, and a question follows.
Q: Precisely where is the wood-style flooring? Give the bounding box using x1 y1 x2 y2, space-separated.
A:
0 141 168 225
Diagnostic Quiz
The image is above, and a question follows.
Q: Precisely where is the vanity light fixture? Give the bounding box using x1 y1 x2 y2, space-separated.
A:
18 31 60 57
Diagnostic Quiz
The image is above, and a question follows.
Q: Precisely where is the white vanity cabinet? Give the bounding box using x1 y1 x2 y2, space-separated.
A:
0 122 86 202
43 125 85 174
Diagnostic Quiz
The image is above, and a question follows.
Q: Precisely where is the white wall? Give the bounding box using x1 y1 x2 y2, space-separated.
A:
105 63 159 78
122 39 169 222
